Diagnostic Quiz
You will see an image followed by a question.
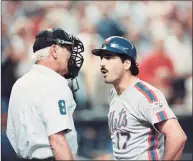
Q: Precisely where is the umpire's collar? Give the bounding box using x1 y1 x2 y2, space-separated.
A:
32 64 68 85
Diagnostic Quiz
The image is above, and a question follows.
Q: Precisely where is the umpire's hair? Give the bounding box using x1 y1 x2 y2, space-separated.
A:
119 54 139 76
31 47 50 63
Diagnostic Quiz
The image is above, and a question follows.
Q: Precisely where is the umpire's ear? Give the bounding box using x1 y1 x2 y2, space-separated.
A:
50 44 58 59
124 59 131 71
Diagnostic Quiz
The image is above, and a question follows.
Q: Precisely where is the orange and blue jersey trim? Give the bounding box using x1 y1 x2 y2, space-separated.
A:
156 110 168 121
135 82 162 160
135 82 158 103
135 81 168 121
148 128 159 160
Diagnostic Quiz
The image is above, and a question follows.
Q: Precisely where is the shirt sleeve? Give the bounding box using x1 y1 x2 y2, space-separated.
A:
39 86 73 136
138 89 177 131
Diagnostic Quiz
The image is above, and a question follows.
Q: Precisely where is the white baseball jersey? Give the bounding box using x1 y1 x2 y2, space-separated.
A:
6 64 78 159
108 78 177 160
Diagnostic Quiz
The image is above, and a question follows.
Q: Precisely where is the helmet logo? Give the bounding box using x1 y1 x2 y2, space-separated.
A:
46 28 52 32
104 37 112 45
131 43 134 49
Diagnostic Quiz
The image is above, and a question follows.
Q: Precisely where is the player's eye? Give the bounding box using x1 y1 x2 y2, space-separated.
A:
103 56 113 60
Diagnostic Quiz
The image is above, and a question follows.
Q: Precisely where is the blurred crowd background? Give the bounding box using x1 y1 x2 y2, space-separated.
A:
1 1 192 160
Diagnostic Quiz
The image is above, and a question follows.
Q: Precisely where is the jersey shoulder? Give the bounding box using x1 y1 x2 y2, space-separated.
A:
12 68 70 97
134 80 164 104
11 71 31 92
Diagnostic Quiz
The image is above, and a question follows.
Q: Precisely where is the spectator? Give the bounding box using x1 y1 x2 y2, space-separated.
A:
138 37 175 100
1 46 19 102
165 21 192 105
95 5 126 40
1 23 10 62
78 19 112 108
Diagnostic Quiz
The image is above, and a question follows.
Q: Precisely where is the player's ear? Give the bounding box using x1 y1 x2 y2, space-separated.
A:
124 59 131 70
50 45 58 59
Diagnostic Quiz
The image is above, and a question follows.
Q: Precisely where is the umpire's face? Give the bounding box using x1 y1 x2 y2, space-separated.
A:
100 54 125 84
50 44 71 76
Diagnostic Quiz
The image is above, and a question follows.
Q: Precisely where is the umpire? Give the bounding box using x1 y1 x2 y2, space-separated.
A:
6 28 84 161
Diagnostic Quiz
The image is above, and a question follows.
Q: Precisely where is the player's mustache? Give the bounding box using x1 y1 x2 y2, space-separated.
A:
100 67 108 73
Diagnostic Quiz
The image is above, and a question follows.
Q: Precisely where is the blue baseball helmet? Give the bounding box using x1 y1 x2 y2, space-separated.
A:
92 36 137 61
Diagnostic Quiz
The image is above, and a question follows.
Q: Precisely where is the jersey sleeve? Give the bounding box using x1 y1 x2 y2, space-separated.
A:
138 89 177 131
39 86 73 136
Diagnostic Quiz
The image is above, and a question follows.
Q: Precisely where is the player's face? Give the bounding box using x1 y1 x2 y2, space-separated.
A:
100 55 125 84
56 45 71 75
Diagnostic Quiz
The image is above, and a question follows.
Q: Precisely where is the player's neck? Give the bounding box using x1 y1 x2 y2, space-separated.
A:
114 75 138 95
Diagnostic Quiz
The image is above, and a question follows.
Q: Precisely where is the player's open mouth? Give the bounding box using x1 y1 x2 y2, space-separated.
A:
101 69 108 75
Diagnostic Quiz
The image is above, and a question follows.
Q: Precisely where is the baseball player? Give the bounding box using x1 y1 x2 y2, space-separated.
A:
6 28 84 160
91 36 187 160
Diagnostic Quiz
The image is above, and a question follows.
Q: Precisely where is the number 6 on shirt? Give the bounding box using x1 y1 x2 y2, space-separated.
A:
58 100 66 115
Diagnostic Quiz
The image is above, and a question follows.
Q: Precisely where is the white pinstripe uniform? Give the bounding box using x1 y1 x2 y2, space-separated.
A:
108 78 177 160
